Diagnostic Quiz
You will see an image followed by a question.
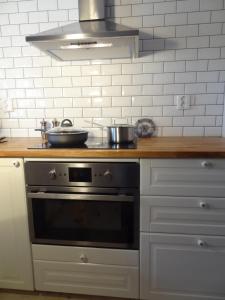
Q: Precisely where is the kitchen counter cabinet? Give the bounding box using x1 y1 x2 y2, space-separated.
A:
140 158 225 300
0 158 33 291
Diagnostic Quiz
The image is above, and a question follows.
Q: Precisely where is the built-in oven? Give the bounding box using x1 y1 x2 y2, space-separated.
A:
25 162 139 250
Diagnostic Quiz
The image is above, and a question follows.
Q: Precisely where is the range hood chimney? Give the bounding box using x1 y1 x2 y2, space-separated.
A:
25 0 139 61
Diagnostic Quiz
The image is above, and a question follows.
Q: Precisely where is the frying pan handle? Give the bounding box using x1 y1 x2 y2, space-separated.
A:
61 119 73 127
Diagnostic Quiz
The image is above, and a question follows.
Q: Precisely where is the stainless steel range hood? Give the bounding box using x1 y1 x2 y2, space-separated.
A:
25 0 139 61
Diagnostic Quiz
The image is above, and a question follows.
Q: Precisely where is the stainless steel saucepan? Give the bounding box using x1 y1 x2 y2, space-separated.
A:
107 124 136 144
86 121 136 144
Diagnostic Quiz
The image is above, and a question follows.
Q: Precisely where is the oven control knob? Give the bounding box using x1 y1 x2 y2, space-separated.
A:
103 169 112 180
49 169 57 180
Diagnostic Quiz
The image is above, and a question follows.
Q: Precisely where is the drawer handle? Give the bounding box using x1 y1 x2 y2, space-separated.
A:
197 240 207 248
199 202 208 209
80 254 88 263
201 161 211 168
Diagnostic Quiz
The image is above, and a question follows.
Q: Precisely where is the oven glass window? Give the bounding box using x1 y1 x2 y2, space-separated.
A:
31 197 135 249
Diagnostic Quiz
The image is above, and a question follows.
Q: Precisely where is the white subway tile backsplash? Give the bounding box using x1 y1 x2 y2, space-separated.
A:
173 116 194 126
18 0 37 13
175 72 196 83
200 0 223 11
207 82 225 93
194 116 216 126
197 71 219 83
38 0 57 11
102 107 121 118
62 87 81 97
3 47 22 57
188 11 210 24
58 0 77 9
176 25 198 37
72 76 91 87
185 83 206 94
81 65 101 76
187 36 210 48
183 127 204 136
143 15 164 27
132 96 153 106
92 97 111 107
164 61 185 72
162 127 183 136
112 75 132 85
133 74 152 85
143 62 163 73
122 85 142 96
186 60 208 71
153 73 174 84
211 10 225 22
143 106 163 117
205 127 222 136
154 1 176 15
82 87 101 97
210 35 225 47
101 64 121 75
54 98 72 108
132 3 153 16
44 88 63 98
0 14 9 26
28 11 48 23
2 24 20 36
198 48 220 59
0 0 224 137
143 84 163 95
9 13 28 24
154 26 175 39
199 23 222 36
103 86 121 97
206 105 223 116
208 59 225 71
49 10 68 22
177 0 199 12
165 13 187 26
176 49 197 60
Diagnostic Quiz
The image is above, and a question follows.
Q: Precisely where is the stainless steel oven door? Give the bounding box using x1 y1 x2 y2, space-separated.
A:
27 187 139 249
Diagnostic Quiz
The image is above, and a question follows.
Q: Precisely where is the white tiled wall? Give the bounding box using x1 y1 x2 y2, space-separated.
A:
0 0 225 137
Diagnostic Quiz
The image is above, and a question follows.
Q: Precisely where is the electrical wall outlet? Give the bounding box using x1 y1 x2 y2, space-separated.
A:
176 95 190 110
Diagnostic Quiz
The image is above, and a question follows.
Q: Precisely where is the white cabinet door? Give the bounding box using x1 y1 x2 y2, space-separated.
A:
32 245 139 299
141 196 225 235
140 233 225 300
141 159 225 197
0 159 33 290
34 261 139 299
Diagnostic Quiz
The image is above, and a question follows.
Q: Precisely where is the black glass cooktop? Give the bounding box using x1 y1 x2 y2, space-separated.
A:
28 138 137 150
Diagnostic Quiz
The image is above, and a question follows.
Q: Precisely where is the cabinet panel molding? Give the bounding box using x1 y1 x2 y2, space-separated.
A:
0 158 33 290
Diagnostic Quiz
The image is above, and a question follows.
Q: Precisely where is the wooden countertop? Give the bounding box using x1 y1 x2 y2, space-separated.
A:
1 137 225 158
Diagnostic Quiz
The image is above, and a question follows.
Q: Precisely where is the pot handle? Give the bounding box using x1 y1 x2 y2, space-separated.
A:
61 119 73 127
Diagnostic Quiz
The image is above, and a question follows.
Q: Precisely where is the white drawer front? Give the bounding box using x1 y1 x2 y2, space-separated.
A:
140 233 225 300
141 159 225 197
34 260 139 299
32 245 139 267
141 196 225 235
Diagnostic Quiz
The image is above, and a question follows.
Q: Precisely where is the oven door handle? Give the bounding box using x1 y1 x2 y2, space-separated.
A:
27 192 135 202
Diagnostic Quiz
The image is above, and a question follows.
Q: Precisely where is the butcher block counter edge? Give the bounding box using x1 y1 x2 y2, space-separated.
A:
1 137 225 158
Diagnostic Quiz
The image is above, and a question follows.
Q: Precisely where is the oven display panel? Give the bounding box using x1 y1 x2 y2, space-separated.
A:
69 168 92 182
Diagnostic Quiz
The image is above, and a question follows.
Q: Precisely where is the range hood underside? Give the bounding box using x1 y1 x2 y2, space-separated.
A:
26 20 139 60
35 37 138 61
